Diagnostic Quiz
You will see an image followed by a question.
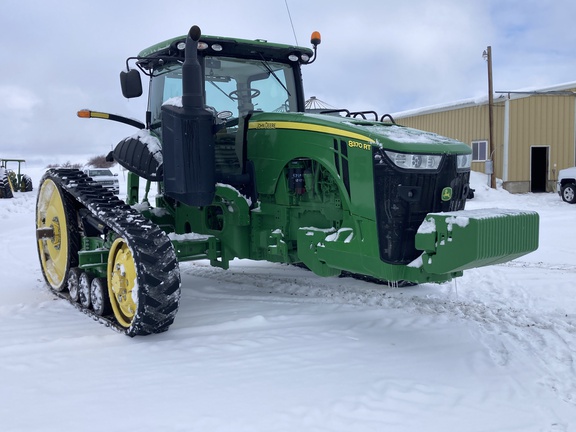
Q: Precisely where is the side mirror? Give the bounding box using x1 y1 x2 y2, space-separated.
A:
120 69 143 98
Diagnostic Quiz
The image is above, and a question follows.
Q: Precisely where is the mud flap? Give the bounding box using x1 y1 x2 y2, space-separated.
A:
414 208 539 274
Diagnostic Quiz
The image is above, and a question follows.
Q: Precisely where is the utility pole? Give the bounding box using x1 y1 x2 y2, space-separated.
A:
483 46 496 188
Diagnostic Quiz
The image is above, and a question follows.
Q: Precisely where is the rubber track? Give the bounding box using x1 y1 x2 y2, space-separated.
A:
42 168 181 336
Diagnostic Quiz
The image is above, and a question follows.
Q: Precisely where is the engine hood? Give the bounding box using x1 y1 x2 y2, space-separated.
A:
559 166 576 180
249 112 471 155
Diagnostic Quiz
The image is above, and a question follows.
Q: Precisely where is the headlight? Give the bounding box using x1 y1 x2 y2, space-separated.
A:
457 154 471 169
385 151 442 170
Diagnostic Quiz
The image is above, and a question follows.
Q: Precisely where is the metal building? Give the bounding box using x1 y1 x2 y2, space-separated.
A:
394 82 576 193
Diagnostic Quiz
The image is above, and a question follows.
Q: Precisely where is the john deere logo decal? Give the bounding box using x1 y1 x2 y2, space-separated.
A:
441 187 453 201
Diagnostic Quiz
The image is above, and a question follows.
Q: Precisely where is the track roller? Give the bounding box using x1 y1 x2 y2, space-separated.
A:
78 272 93 309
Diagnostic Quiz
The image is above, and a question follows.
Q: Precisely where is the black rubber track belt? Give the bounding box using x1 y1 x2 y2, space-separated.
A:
40 168 181 336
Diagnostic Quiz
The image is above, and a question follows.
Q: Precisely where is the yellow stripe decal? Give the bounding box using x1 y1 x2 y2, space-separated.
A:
249 121 375 143
91 111 110 120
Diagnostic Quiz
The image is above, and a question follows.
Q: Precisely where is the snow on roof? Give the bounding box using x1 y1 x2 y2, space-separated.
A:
504 80 576 95
394 80 576 119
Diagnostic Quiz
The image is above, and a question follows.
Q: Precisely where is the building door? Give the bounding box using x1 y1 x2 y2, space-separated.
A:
530 146 549 192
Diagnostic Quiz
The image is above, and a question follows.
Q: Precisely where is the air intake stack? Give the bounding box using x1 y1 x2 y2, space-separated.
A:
161 25 215 207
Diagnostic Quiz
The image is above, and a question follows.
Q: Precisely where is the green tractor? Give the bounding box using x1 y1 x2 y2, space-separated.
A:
0 159 33 198
35 26 539 336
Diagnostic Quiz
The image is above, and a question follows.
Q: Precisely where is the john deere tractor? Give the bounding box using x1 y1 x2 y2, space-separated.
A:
35 25 539 336
0 159 33 198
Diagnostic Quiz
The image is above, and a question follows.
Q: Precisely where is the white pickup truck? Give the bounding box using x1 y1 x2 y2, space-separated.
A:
83 168 120 195
557 166 576 204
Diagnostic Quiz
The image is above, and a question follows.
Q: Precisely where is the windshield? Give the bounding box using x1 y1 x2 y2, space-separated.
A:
149 56 298 130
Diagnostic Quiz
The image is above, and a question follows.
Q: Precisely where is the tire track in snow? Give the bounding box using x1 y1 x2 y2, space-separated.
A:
180 261 576 404
500 260 576 273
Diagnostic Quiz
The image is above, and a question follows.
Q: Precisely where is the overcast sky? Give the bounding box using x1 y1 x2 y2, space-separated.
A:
2 0 576 166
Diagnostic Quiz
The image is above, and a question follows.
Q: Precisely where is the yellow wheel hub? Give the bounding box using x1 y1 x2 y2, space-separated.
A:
51 217 61 249
36 179 69 290
108 238 138 328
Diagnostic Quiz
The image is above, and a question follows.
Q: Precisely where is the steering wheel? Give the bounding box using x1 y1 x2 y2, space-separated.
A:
213 115 240 133
228 88 260 100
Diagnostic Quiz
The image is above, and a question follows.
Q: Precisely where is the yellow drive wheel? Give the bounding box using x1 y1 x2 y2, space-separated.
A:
36 176 79 291
108 237 139 328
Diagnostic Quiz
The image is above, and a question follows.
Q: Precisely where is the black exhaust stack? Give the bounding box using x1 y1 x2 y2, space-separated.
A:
161 25 215 207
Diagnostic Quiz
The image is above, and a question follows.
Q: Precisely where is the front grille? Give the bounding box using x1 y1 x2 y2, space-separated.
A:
373 149 470 264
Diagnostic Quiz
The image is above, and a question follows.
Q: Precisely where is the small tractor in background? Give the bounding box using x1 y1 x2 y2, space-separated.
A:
35 25 539 336
0 159 33 198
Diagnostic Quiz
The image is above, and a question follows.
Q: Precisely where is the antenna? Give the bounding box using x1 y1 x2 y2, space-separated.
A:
284 0 299 45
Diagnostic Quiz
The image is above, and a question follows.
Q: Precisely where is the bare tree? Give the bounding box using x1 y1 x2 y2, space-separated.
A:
87 155 115 168
46 161 83 169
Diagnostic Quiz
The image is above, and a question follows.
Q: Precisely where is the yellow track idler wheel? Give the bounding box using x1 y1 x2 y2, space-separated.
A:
36 176 80 291
108 238 138 328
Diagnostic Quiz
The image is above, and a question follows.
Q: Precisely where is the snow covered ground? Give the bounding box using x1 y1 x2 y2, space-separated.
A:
1 169 575 432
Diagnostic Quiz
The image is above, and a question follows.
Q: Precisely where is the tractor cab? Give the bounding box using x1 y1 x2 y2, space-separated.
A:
148 54 302 176
116 27 317 206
